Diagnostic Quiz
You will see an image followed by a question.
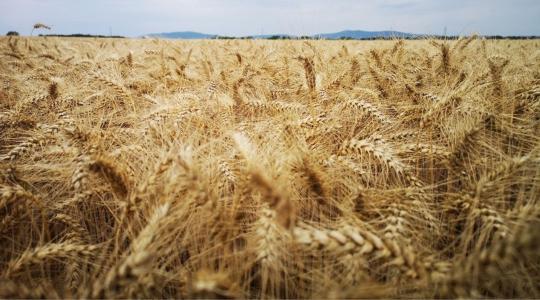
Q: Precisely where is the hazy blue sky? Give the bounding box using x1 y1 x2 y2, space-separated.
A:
1 0 539 36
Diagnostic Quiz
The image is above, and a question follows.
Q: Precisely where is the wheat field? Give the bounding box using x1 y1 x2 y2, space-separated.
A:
1 36 539 298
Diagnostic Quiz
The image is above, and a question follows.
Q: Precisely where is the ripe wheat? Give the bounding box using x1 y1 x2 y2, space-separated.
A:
0 36 539 298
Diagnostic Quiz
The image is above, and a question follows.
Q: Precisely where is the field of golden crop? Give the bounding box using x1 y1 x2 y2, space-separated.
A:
1 36 539 298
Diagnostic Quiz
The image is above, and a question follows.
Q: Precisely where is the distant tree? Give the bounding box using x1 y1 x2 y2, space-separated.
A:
37 33 125 38
6 31 19 36
268 35 290 40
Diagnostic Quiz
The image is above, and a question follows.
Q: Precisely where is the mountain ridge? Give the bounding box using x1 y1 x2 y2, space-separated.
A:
314 30 417 39
143 29 419 39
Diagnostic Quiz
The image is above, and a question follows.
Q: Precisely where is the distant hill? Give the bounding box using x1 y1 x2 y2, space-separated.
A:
144 31 217 39
142 29 419 40
314 30 418 39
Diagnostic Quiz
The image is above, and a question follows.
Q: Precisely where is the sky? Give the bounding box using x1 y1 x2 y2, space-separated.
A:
1 0 539 37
